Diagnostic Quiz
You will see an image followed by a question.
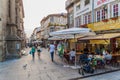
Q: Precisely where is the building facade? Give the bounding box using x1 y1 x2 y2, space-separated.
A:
65 0 120 52
40 13 67 47
0 0 25 61
66 0 120 30
65 0 74 28
30 27 39 43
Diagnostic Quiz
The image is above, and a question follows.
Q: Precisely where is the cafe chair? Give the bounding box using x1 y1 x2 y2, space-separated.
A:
96 60 105 69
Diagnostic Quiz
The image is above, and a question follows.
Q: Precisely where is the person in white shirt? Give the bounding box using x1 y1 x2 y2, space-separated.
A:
48 42 55 62
37 45 42 59
104 50 112 60
69 49 76 61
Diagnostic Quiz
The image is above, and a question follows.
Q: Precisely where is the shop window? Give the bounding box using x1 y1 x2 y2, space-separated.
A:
113 4 118 17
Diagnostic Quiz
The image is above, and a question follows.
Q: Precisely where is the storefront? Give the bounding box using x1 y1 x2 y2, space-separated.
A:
79 33 120 53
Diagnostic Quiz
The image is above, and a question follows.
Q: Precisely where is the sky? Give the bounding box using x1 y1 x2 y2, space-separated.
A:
23 0 67 37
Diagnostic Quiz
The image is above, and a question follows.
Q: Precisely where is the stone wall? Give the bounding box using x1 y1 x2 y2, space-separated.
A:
0 0 9 61
0 0 25 61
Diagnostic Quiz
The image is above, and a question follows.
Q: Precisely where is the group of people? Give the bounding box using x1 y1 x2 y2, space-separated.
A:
29 42 112 67
79 47 112 67
30 44 42 60
48 42 76 63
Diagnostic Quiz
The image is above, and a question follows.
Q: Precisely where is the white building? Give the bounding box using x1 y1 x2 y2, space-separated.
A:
40 13 67 47
65 0 120 52
66 0 120 28
40 13 67 39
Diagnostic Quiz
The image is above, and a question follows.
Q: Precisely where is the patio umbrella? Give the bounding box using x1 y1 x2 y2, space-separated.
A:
50 28 95 36
48 35 74 40
49 28 96 69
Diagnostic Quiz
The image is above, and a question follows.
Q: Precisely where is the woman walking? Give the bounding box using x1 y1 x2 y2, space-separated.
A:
37 45 41 59
31 45 36 60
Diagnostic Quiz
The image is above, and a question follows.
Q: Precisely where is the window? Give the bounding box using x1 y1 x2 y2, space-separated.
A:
78 17 81 26
75 17 81 27
85 0 90 6
113 4 118 17
50 27 54 32
84 15 91 24
97 10 101 22
50 17 54 22
102 9 106 20
69 13 73 24
84 15 88 24
76 4 80 11
88 15 91 23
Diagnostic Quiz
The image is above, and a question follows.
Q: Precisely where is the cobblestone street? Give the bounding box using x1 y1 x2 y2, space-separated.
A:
0 48 120 80
0 48 80 80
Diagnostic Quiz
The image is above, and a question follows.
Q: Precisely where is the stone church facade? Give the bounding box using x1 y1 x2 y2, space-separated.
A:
0 0 25 61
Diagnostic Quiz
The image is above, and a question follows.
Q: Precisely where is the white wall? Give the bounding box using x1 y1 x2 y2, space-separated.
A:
74 0 120 26
74 0 92 25
74 0 92 18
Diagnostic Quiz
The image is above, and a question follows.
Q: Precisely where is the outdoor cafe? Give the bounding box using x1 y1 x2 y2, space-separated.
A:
49 28 120 75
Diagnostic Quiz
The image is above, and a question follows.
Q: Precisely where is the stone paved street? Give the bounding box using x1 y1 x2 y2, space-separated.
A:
0 48 80 80
0 48 120 80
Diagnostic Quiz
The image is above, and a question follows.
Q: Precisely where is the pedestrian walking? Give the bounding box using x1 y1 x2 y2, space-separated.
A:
48 42 55 62
30 45 36 60
37 45 42 59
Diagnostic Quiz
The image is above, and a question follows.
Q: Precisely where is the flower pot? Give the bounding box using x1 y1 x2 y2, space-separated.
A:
102 19 109 22
111 17 118 20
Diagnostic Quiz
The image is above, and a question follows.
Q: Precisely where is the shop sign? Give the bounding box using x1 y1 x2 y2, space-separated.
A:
87 17 120 31
94 0 115 8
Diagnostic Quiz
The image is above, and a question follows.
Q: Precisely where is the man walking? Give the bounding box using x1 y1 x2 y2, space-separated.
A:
48 42 55 62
